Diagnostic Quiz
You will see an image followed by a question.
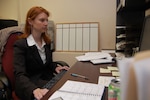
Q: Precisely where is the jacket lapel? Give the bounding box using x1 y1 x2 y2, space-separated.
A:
30 45 44 66
44 44 51 65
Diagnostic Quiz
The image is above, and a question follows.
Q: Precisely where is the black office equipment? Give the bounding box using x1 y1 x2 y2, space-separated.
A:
139 15 150 51
0 19 18 30
43 70 67 89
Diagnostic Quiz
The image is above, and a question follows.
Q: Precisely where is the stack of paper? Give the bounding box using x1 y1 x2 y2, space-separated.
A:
98 76 115 87
91 58 114 64
75 52 114 64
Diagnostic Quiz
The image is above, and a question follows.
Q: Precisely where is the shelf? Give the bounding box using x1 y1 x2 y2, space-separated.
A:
115 0 147 57
117 0 147 12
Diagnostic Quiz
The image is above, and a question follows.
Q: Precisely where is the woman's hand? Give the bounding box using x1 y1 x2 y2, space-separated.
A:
33 88 49 100
55 66 69 73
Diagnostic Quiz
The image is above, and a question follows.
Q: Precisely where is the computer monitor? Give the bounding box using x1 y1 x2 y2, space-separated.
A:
139 15 150 51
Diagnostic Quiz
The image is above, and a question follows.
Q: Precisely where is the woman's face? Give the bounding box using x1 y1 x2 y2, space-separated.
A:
30 12 48 34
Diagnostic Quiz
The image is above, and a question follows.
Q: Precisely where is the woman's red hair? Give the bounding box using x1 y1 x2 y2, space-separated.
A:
20 6 51 44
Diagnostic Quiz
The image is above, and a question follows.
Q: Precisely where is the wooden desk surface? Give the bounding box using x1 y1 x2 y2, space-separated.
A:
41 61 116 100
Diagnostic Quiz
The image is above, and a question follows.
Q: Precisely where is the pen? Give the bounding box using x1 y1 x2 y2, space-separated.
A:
71 73 89 80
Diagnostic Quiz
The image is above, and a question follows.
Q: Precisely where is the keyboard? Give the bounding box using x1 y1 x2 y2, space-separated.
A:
43 70 67 89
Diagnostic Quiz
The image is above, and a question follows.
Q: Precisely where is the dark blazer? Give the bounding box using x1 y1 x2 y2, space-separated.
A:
13 38 57 100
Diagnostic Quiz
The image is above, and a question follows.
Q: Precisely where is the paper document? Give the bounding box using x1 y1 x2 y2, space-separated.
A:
112 71 120 77
91 58 114 64
75 52 112 61
98 76 115 87
48 80 105 100
100 68 111 73
107 66 119 71
100 66 119 74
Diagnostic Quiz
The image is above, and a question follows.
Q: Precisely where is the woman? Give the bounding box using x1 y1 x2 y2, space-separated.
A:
13 6 69 100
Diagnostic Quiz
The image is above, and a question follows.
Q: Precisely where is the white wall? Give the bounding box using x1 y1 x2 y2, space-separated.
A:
0 0 19 20
0 0 116 50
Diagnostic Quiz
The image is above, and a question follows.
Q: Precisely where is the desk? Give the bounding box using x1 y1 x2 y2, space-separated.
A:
41 61 116 100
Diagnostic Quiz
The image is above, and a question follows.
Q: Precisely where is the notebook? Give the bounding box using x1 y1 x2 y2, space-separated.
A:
48 80 105 100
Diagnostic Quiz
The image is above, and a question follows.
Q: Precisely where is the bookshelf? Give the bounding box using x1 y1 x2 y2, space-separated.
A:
116 0 147 57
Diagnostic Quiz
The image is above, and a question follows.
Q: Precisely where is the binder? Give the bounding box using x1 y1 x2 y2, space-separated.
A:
118 50 150 100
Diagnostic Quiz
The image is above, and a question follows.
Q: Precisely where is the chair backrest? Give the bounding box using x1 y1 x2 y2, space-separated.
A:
1 32 22 90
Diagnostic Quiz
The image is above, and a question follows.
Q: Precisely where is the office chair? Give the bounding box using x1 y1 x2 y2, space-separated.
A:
0 21 69 100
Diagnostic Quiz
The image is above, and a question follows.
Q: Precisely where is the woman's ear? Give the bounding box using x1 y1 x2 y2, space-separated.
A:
28 18 32 25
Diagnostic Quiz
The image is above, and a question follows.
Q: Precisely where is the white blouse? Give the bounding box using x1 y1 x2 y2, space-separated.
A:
27 34 46 64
